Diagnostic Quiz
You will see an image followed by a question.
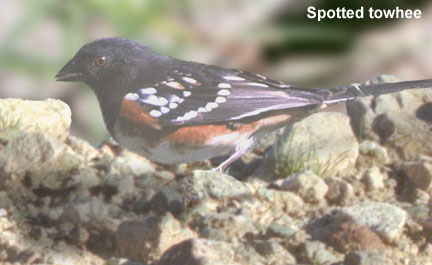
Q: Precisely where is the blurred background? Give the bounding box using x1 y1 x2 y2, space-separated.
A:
1 0 431 144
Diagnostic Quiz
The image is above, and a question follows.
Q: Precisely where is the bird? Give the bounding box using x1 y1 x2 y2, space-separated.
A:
56 37 432 172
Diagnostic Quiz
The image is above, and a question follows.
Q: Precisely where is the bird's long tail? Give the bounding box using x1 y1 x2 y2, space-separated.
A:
323 79 432 105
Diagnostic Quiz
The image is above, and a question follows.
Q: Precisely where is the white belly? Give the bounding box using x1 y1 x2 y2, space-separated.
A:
112 123 242 164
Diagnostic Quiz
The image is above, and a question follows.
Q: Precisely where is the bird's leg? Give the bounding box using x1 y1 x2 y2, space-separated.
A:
212 148 248 172
212 136 255 172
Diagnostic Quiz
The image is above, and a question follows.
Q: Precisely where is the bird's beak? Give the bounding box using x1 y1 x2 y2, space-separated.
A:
55 59 84 82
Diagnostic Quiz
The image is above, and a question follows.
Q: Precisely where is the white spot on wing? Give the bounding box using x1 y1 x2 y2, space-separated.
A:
182 77 197 84
246 82 268 88
160 107 170 113
139 87 157 94
124 93 139 100
197 107 207 113
141 95 168 106
229 105 289 120
166 81 184 89
175 110 198 122
205 102 218 111
184 110 198 119
256 73 267 79
141 95 158 105
217 89 231 96
218 83 232 88
170 95 181 103
169 102 178 109
158 97 168 105
224 75 245 81
183 91 192 97
149 109 162 117
215 96 226 103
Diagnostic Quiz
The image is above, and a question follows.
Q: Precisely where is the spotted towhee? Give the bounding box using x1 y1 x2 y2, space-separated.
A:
56 38 432 171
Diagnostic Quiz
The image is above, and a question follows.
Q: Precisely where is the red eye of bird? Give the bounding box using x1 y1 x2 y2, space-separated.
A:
95 56 107 67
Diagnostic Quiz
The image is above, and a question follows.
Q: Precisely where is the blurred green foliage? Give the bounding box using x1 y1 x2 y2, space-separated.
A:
0 0 189 78
0 0 429 79
2 0 428 77
266 0 428 58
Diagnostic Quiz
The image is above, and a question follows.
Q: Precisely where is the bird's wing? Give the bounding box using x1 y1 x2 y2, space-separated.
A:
119 64 327 128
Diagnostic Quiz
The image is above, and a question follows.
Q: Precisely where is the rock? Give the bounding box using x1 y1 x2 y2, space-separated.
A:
48 241 105 265
0 210 104 264
135 188 184 216
363 167 385 191
267 215 299 238
346 95 375 139
340 202 407 242
66 136 99 165
275 112 359 176
278 171 328 203
0 98 71 140
357 140 389 168
412 188 430 204
344 251 388 265
109 151 154 176
229 244 267 265
2 77 431 264
327 221 385 253
405 205 429 225
68 197 112 225
0 132 82 187
106 258 144 265
300 241 340 264
189 209 257 242
418 244 432 265
116 213 195 263
255 188 305 217
306 214 385 254
158 238 240 265
252 239 296 265
376 112 432 160
72 167 101 192
401 158 432 193
102 173 134 197
187 170 251 201
324 177 354 205
346 76 432 161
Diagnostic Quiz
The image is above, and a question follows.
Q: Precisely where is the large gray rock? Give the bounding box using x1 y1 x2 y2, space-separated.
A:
363 167 385 191
187 170 251 201
267 214 299 238
0 132 82 184
300 241 341 264
340 202 407 242
401 158 432 194
0 98 71 140
324 177 354 206
278 170 328 203
189 209 257 242
0 206 104 265
326 220 385 253
116 213 195 263
346 76 432 162
158 238 241 265
275 112 358 176
251 239 296 265
344 251 388 265
357 140 389 168
254 187 305 217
